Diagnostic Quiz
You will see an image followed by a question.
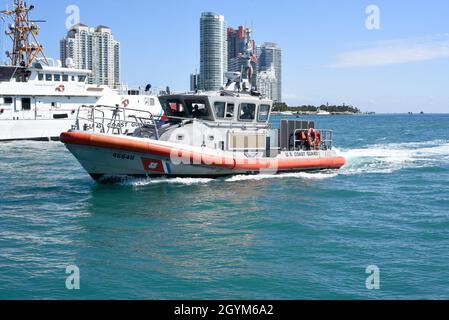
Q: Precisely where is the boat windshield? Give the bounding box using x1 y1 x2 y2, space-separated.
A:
161 98 212 121
163 99 186 119
185 99 211 119
258 104 271 122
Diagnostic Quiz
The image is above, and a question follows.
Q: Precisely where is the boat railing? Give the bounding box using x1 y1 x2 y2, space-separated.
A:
293 129 334 150
74 105 161 137
114 85 166 96
158 116 270 131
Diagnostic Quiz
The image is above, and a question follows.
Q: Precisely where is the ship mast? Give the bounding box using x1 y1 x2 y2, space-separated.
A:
0 0 48 67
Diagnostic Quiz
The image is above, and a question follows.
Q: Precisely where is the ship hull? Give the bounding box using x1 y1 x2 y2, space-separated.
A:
0 119 75 141
61 131 346 183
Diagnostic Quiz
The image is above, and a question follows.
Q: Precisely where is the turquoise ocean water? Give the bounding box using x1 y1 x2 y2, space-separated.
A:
1 114 449 300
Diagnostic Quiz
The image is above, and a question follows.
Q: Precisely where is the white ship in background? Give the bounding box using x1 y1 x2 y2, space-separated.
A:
0 0 163 141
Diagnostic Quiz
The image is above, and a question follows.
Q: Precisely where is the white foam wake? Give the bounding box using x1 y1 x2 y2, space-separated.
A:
124 177 214 187
337 139 449 175
124 172 339 187
225 171 339 182
119 140 449 186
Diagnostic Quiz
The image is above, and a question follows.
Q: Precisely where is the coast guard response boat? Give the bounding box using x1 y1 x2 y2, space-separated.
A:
61 71 345 182
0 0 162 141
61 27 345 182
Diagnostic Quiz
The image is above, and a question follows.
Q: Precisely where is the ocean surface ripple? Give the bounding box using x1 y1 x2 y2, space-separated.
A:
1 114 449 299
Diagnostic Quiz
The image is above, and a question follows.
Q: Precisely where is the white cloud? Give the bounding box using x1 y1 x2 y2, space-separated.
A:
329 34 449 68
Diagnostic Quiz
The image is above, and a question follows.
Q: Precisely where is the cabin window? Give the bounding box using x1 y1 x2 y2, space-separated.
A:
13 69 31 82
38 73 44 81
238 103 256 121
185 99 210 119
21 98 31 111
162 98 211 120
53 114 68 119
128 90 139 96
0 66 16 81
4 97 13 104
71 76 75 81
54 74 61 82
258 104 271 122
78 75 86 82
62 75 69 82
214 102 226 119
163 99 186 121
226 104 235 119
45 74 53 81
215 102 235 120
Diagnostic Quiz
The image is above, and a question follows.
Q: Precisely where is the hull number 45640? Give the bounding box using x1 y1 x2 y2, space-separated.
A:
112 153 135 161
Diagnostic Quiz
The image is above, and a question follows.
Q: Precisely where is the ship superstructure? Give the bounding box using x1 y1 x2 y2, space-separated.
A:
0 1 162 141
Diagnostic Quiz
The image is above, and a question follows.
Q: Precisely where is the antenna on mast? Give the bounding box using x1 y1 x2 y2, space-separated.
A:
1 15 5 65
0 0 49 67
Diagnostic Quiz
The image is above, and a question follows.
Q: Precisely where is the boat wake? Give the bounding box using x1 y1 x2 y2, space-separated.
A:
122 171 339 187
225 171 339 182
337 139 449 175
118 140 449 186
123 177 214 187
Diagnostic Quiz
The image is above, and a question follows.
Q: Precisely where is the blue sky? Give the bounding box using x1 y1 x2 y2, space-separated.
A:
1 0 448 112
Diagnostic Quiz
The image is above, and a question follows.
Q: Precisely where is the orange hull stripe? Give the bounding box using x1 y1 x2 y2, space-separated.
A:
61 132 346 171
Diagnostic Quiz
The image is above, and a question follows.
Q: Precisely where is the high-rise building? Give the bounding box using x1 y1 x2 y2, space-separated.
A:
257 42 282 102
60 24 120 87
227 26 257 88
190 72 200 91
199 12 227 91
227 26 247 61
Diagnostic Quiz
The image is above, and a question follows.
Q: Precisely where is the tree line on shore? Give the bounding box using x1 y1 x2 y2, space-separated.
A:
273 103 361 114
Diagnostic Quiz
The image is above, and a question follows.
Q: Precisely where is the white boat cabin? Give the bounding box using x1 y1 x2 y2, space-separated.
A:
0 62 97 121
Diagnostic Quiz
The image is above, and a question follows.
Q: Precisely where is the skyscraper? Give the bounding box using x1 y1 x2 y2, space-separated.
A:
257 42 282 102
190 72 200 91
199 12 227 91
60 24 120 87
227 26 247 61
227 26 258 88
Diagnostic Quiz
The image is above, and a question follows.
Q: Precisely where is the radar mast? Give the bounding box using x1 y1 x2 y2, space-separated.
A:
1 0 48 67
